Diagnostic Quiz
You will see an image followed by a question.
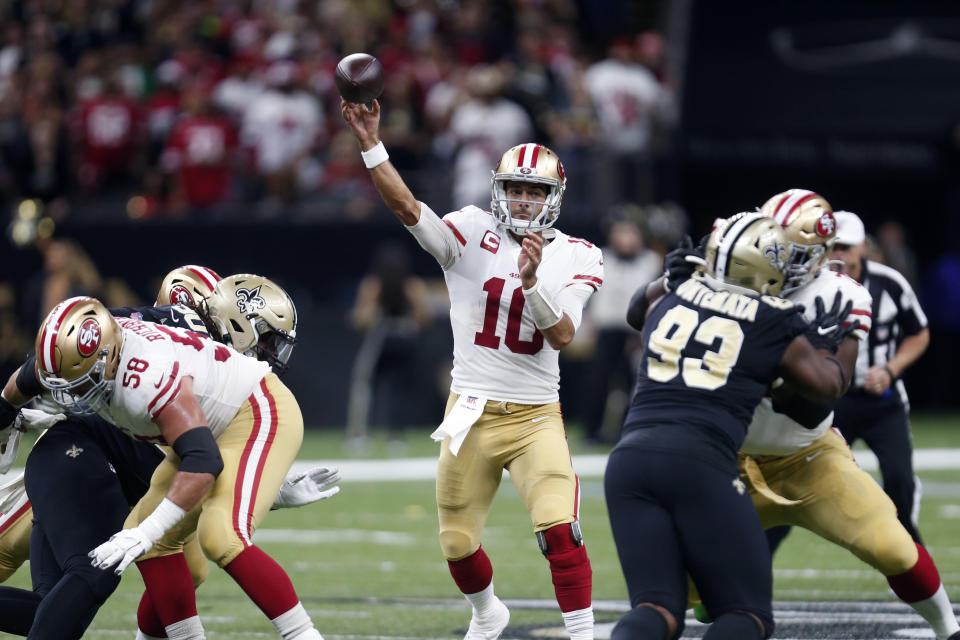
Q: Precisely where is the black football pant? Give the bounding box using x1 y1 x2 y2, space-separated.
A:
834 391 923 544
605 446 774 639
0 417 164 639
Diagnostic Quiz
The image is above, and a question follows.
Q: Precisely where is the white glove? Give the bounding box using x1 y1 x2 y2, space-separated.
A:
15 408 67 432
89 497 185 574
272 466 341 509
0 428 22 474
89 527 153 575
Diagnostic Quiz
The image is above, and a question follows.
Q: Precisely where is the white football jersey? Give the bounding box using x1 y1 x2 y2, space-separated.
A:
103 318 271 443
741 269 872 456
440 206 603 404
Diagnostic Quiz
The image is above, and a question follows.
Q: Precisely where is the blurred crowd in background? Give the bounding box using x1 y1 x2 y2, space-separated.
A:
0 0 677 223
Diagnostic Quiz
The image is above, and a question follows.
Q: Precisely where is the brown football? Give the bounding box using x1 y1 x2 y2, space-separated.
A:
335 53 385 104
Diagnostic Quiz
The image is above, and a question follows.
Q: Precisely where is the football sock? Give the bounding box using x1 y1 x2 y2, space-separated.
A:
138 590 168 638
611 605 669 640
448 546 494 595
561 607 595 640
542 525 593 612
464 582 498 616
703 611 765 640
137 554 199 627
270 602 323 640
0 586 41 636
165 616 205 640
910 586 960 639
887 544 959 638
224 545 301 619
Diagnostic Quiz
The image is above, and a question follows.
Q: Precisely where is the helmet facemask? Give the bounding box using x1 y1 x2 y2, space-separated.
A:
490 143 566 233
781 242 828 295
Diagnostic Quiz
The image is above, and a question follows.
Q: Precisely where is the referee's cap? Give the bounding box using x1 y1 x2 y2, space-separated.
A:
833 211 866 246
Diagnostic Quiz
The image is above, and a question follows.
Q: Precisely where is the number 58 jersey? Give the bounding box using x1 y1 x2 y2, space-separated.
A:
440 206 603 404
624 277 807 451
104 317 271 442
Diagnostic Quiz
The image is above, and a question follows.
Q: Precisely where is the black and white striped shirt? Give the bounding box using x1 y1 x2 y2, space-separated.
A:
854 259 928 405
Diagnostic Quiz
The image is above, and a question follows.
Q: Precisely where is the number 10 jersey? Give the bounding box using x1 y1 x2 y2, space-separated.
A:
440 206 603 405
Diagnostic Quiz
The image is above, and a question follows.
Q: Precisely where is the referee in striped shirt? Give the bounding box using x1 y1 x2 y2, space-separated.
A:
830 211 931 543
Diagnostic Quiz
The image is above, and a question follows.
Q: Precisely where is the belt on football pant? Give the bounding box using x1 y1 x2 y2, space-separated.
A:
740 455 802 507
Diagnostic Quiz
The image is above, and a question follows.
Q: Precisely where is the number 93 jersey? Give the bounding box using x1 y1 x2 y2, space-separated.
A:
625 277 807 451
441 206 603 404
105 317 271 442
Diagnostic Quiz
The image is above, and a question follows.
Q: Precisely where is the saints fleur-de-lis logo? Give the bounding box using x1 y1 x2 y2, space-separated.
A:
235 285 266 314
763 241 788 270
732 477 746 495
66 444 83 458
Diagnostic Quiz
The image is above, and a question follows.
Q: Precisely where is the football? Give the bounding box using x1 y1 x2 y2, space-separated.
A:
335 53 385 104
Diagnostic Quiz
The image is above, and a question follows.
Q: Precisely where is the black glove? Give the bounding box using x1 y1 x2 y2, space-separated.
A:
664 235 706 292
804 291 860 353
0 396 17 432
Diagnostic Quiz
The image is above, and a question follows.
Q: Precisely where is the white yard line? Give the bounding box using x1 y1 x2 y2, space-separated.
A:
285 448 960 482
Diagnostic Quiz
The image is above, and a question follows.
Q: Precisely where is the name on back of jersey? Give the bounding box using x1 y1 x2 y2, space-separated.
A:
673 279 790 322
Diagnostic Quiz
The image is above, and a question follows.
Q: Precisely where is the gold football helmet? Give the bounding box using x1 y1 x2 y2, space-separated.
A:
156 265 222 308
705 212 789 296
35 296 122 413
759 189 836 294
491 143 566 232
203 274 298 375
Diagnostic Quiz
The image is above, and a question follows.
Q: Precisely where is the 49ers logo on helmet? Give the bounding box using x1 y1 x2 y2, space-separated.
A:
815 212 837 238
77 318 102 357
170 284 195 307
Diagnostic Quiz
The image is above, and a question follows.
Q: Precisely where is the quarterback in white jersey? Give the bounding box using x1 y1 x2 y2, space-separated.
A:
344 97 599 640
732 190 960 640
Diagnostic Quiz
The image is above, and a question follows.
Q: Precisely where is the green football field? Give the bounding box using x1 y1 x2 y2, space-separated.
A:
3 412 959 638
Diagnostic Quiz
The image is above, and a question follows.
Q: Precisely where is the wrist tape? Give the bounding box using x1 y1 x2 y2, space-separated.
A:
360 141 389 169
523 281 563 330
138 497 187 545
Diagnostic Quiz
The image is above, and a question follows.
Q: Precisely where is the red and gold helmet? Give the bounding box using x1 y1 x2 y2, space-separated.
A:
491 143 566 232
156 265 222 308
705 212 790 296
35 296 122 413
760 189 836 294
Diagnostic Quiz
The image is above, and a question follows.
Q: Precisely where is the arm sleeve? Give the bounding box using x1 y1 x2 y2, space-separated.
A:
842 278 874 342
404 202 465 270
557 245 604 330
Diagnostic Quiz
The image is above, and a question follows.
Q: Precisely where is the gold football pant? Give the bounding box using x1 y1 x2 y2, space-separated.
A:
0 503 32 581
437 393 579 561
129 374 303 568
742 428 918 575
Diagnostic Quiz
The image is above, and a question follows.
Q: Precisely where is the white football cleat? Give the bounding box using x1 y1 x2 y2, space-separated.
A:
464 596 509 640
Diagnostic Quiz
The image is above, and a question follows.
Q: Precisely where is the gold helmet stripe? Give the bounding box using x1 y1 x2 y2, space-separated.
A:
39 296 91 374
716 213 766 280
182 265 221 290
771 189 817 226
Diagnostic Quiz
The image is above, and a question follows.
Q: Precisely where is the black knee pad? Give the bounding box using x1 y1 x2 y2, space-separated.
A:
612 604 684 640
705 610 774 640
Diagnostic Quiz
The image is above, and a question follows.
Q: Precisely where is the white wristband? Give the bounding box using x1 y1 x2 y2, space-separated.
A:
138 497 187 545
523 281 563 330
360 141 389 169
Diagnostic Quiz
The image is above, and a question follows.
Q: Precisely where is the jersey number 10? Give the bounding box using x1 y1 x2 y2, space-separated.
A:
474 277 544 355
647 305 744 390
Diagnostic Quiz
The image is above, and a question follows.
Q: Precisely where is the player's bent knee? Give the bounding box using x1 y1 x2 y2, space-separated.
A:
612 602 680 640
855 526 918 576
197 509 246 568
67 561 122 601
439 529 477 561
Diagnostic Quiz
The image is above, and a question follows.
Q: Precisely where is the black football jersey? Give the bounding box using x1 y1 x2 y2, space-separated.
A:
623 277 807 453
